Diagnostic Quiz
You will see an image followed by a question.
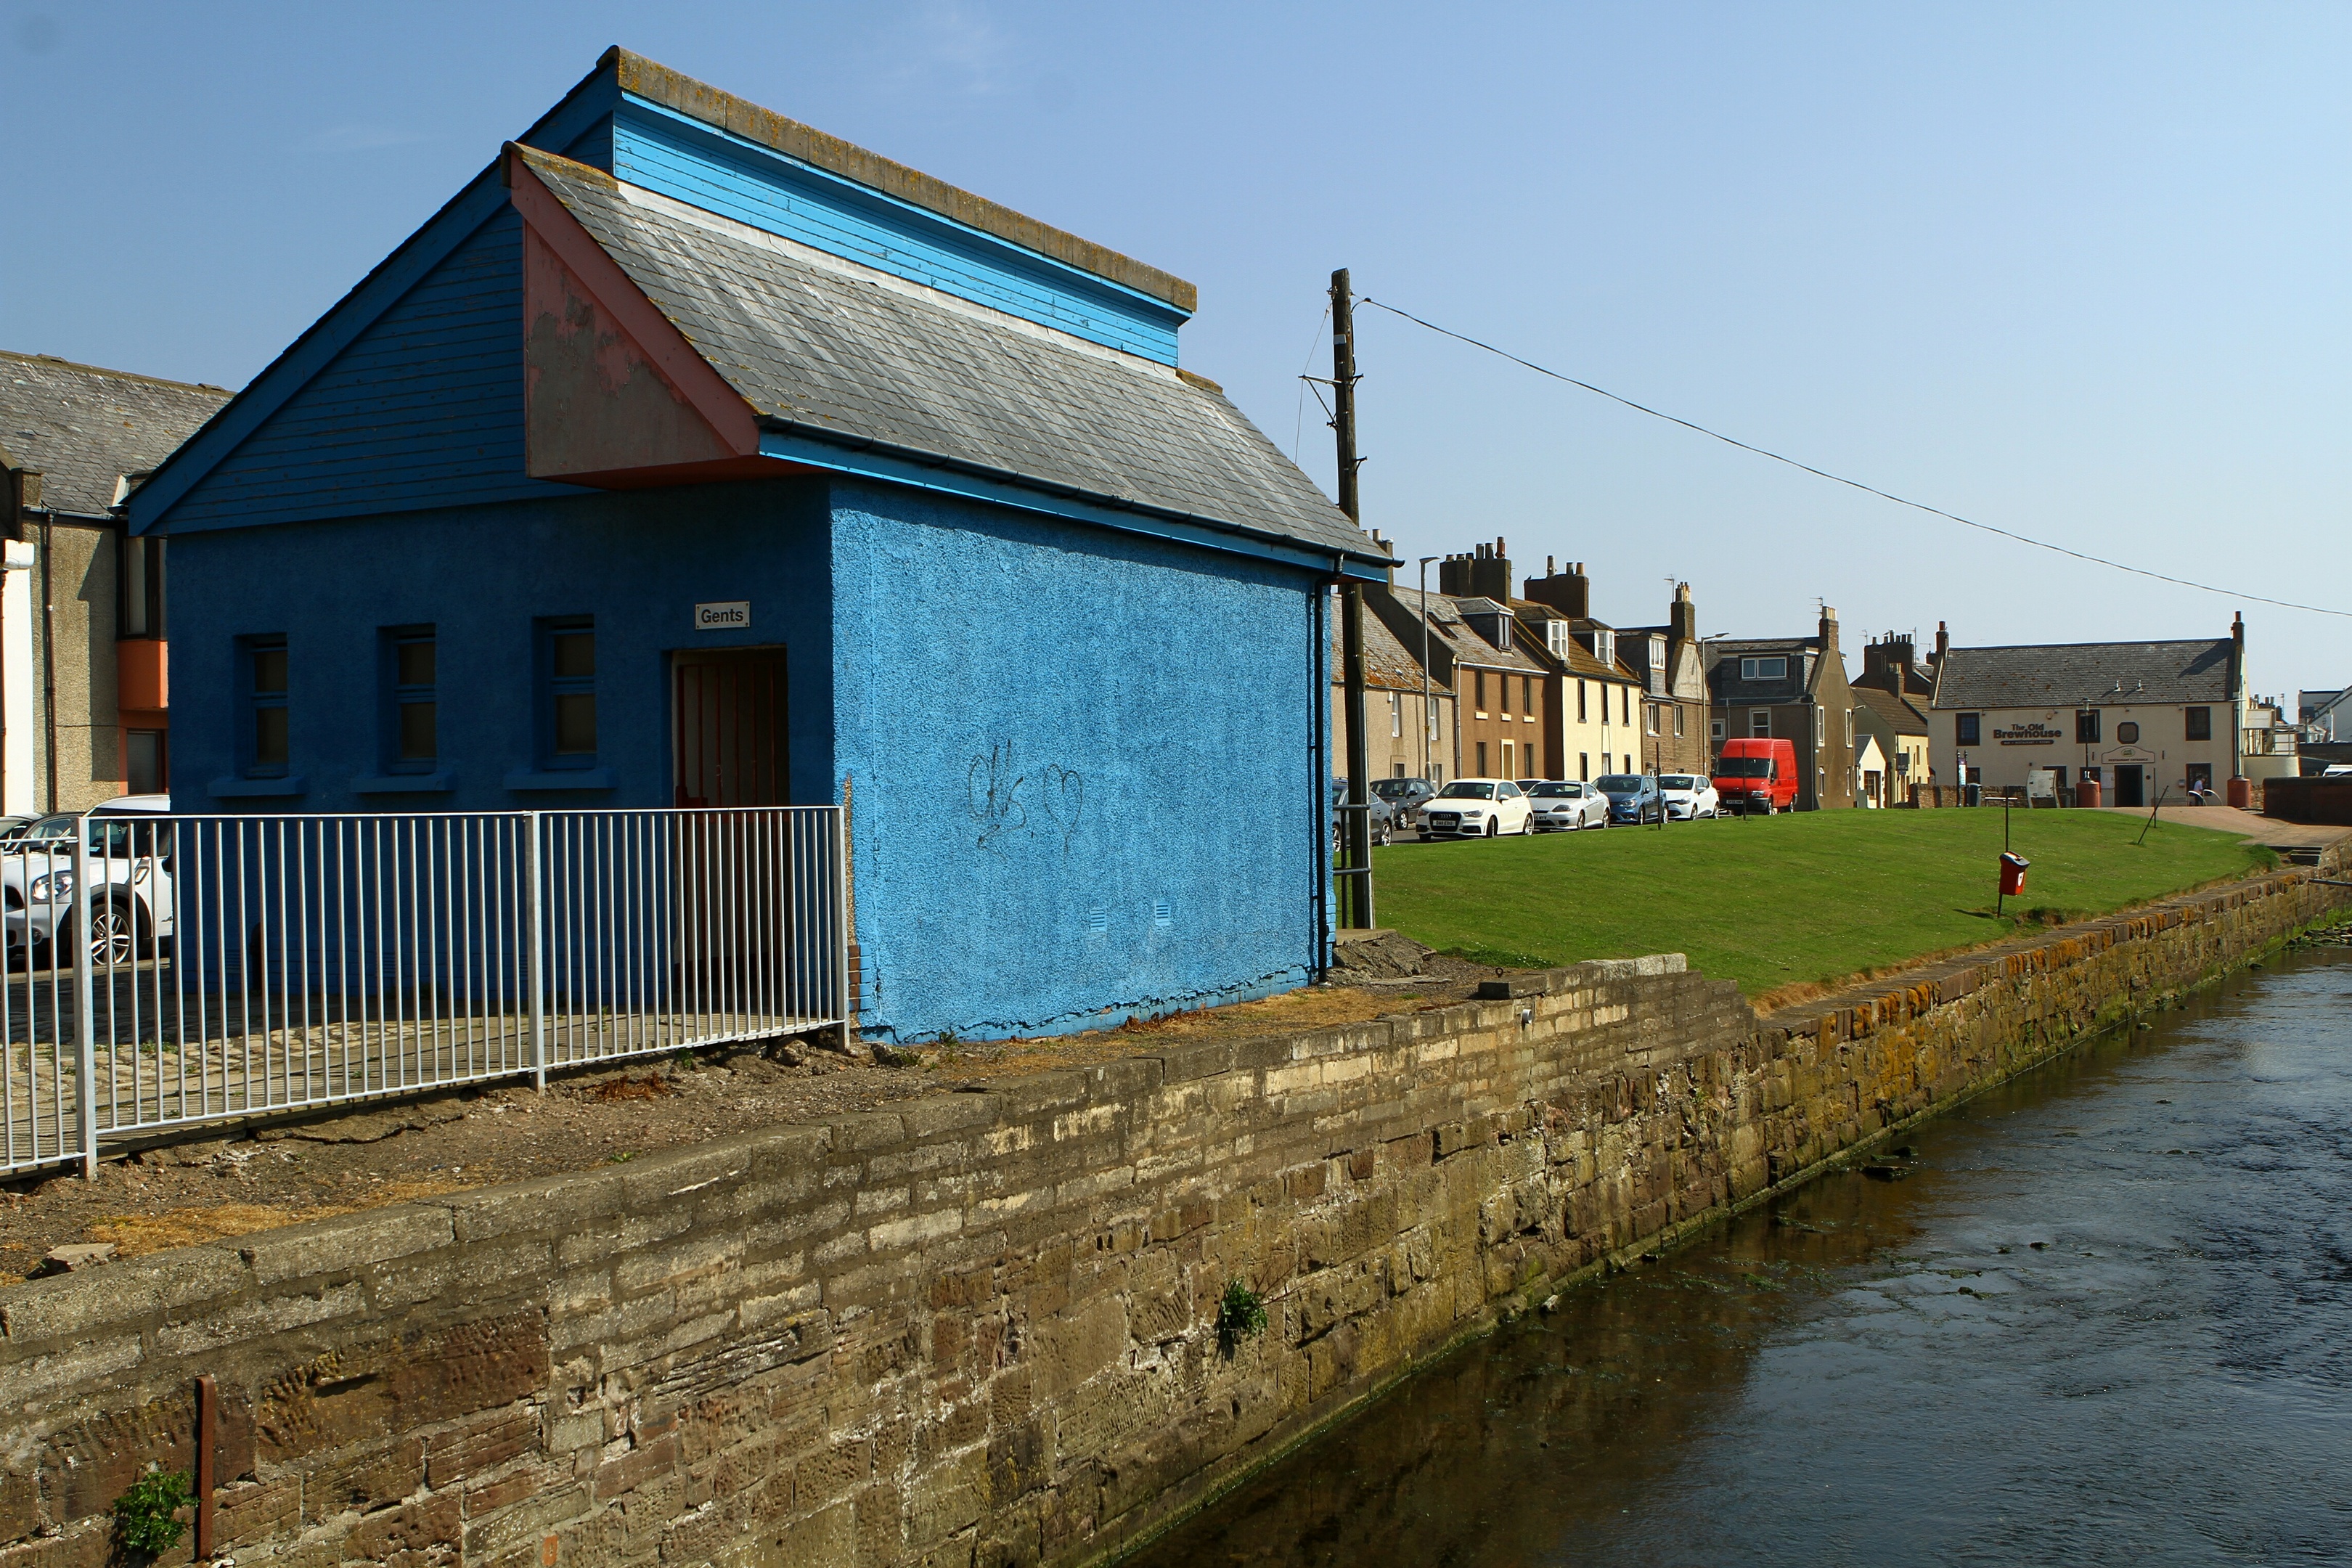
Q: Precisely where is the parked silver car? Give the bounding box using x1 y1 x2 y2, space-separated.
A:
1 795 174 968
1524 780 1608 830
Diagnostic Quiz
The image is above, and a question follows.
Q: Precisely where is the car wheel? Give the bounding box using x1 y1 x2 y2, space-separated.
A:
82 902 139 969
1485 820 1498 838
1376 820 1392 847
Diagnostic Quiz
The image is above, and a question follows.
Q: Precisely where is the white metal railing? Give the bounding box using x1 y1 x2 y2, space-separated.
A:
0 807 847 1178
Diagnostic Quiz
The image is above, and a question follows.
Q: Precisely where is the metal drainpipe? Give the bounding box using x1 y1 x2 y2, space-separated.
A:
1310 578 1331 981
36 507 57 813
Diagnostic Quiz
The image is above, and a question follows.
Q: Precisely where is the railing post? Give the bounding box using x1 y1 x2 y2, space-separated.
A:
73 827 96 1178
526 812 547 1092
834 805 852 1053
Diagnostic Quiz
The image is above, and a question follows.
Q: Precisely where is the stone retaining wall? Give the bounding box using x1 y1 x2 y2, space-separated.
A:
3 865 2344 1568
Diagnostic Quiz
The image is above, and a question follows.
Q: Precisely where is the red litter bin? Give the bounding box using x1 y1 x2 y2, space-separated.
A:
2226 775 2253 809
2076 777 2102 809
1998 852 2030 898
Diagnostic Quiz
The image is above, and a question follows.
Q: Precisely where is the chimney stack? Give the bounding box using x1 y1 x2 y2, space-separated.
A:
1933 620 1950 666
1668 580 1696 645
1437 542 1513 602
1521 558 1590 621
1818 604 1839 656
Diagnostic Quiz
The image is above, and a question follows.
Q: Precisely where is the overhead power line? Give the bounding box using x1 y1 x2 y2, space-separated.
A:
1360 296 2352 621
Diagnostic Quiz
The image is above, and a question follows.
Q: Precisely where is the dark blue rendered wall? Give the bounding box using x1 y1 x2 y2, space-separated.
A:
163 210 587 533
166 479 836 812
828 481 1320 1043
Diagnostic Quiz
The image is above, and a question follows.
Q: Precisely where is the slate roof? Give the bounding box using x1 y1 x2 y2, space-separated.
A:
1328 604 1437 692
1387 587 1552 676
1707 638 1816 706
521 148 1381 568
1930 637 2237 710
1853 685 1930 736
0 351 232 517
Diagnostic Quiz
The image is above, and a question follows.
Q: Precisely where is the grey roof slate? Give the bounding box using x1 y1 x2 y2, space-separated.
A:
525 150 1381 567
1706 639 1816 705
1853 685 1930 735
1931 637 2237 710
1387 587 1553 675
0 351 231 517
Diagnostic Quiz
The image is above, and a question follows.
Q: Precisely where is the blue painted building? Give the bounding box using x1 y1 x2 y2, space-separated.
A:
129 49 1387 1043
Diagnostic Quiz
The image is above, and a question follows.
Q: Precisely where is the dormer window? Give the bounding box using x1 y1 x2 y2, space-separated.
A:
1593 629 1614 666
1741 656 1787 681
1545 621 1572 658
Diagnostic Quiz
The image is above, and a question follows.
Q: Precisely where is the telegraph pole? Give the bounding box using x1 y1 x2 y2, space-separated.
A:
1332 268 1374 928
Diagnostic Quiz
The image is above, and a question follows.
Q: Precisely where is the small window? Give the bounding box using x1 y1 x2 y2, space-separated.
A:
1621 687 1631 727
1473 669 1487 714
241 636 289 777
1579 751 1589 780
1576 679 1588 724
1741 656 1787 681
1476 741 1488 777
1751 709 1771 738
542 618 597 765
1594 630 1614 667
383 626 438 771
126 730 167 795
1389 692 1401 738
1845 709 1855 746
2116 720 2140 745
2185 706 2212 741
119 534 166 640
2076 709 2102 744
1710 718 1724 743
1522 676 1534 716
1674 705 1685 738
1956 712 1981 746
1645 703 1659 737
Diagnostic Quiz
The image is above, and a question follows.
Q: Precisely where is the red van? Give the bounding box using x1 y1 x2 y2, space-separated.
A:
1714 737 1799 814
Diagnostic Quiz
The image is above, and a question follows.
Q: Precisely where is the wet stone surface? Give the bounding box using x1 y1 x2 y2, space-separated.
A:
1133 946 2352 1567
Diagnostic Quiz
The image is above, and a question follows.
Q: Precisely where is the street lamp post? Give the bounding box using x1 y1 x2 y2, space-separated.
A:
1418 556 1441 783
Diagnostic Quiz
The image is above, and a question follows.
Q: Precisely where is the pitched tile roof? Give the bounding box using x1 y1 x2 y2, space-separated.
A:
1387 587 1553 676
1329 600 1438 691
1852 684 1930 735
1931 637 2237 710
521 148 1380 568
0 351 231 517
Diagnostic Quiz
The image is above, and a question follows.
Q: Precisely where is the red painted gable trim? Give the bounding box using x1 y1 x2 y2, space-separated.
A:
505 144 762 461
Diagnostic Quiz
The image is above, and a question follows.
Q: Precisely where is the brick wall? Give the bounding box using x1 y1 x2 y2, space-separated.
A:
3 867 2345 1568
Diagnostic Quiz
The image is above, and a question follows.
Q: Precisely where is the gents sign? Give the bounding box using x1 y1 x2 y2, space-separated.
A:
695 601 751 630
1993 722 2060 746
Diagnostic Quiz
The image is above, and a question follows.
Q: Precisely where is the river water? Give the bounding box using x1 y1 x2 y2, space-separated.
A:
1133 947 2352 1567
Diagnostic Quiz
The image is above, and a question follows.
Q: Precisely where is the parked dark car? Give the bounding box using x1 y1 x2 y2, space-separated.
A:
1594 773 1663 825
1371 777 1435 825
1330 779 1396 849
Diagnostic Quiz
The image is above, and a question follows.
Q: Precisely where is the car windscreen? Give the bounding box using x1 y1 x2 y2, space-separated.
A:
1595 776 1643 791
1657 776 1699 790
1434 783 1495 800
1371 780 1421 799
13 814 78 845
1718 759 1773 777
1531 783 1582 798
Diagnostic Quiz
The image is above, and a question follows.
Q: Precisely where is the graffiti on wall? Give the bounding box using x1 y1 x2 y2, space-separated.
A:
964 741 1083 856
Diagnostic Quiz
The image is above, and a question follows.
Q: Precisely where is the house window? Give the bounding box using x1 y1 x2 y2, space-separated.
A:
1594 629 1614 666
1522 676 1534 716
2186 761 2213 791
1750 709 1771 738
1956 712 1981 746
384 626 437 771
119 534 166 639
1393 762 1406 778
1645 703 1659 737
1740 656 1787 681
2075 709 2102 743
1503 740 1516 778
1473 669 1487 714
1579 751 1589 780
1649 635 1667 694
542 618 597 765
1813 707 1824 745
1710 717 1724 743
1673 705 1685 738
241 636 289 777
1845 709 1854 746
2116 720 2140 745
1577 680 1588 723
126 730 167 795
2185 707 2211 741
1476 741 1489 776
1622 687 1631 727
1389 692 1401 738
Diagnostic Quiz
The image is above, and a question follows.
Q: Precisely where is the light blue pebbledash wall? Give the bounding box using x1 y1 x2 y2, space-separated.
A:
163 476 1321 1042
827 479 1320 1042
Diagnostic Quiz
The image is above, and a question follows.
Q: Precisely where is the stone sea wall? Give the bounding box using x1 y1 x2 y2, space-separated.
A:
1 863 2343 1568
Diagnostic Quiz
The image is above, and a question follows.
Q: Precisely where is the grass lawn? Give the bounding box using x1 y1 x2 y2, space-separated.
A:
1371 807 2274 999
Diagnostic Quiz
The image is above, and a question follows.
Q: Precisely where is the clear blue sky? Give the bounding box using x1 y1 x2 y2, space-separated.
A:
4 2 2344 700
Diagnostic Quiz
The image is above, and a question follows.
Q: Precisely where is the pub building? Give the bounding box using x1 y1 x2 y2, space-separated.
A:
1924 618 2265 807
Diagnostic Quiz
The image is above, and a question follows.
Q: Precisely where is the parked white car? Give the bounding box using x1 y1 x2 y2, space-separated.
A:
1524 780 1608 830
2 795 174 968
1416 779 1534 838
1657 774 1720 821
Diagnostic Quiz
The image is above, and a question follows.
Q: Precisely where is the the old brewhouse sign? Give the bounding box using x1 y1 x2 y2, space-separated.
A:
1993 722 2062 746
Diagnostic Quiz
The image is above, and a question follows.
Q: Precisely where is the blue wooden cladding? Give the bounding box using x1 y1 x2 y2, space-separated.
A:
607 97 1189 365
